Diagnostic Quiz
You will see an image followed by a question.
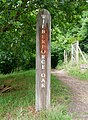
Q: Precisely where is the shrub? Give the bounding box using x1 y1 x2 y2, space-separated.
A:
0 51 17 74
21 53 35 70
51 42 64 68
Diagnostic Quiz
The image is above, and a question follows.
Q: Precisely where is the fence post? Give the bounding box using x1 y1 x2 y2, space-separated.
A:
64 50 67 64
76 41 79 65
71 44 74 64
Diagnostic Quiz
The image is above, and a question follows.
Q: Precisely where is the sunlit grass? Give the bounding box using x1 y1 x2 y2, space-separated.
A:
68 67 88 81
57 61 88 81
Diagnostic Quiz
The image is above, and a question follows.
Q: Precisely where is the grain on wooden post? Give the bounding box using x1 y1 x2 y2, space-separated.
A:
36 9 51 111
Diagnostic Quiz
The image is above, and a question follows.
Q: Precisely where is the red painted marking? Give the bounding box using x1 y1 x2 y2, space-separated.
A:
40 26 49 57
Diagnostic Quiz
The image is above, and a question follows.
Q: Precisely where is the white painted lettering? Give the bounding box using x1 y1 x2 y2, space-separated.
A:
42 64 45 69
41 73 46 77
42 24 44 28
41 15 46 19
42 30 45 33
41 15 46 24
40 14 47 88
41 78 45 83
41 55 45 59
41 49 46 54
41 83 45 88
43 19 44 24
41 59 45 64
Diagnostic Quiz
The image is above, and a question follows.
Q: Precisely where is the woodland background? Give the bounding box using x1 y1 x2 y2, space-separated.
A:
0 0 88 74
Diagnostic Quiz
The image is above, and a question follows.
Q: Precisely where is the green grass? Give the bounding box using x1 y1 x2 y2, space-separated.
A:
57 62 88 81
68 67 88 81
51 75 71 104
0 70 71 120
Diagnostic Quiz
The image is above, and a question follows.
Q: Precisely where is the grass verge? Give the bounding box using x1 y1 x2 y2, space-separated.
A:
0 70 71 120
57 62 88 81
68 67 88 81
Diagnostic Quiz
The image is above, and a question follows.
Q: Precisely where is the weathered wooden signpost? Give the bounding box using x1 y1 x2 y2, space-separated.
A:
36 9 51 111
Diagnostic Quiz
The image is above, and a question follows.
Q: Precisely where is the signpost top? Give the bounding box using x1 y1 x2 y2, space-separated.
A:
37 9 51 18
36 9 51 28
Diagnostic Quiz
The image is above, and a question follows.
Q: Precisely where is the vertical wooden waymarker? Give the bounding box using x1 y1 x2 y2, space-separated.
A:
36 9 51 111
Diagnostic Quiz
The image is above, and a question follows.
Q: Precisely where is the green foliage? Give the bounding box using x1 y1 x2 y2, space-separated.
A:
0 51 17 74
51 26 71 68
51 41 64 68
80 38 88 53
22 52 35 70
51 43 59 68
0 0 88 72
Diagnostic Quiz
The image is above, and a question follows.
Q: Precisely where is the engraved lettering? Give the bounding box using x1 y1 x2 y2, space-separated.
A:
42 24 44 28
41 49 46 54
42 35 44 38
42 64 45 69
41 79 45 82
41 73 46 77
41 83 45 88
41 59 45 64
41 55 45 59
42 30 45 33
40 14 48 88
42 39 45 44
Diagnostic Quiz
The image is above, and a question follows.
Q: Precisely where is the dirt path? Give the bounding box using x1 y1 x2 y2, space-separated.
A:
52 69 88 120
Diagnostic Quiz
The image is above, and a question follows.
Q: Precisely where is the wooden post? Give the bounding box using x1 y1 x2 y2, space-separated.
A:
71 44 74 64
64 50 67 64
36 9 51 111
66 52 67 64
76 41 79 65
78 46 87 63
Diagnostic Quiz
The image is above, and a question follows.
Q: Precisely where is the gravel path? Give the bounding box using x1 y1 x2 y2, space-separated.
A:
52 69 88 120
